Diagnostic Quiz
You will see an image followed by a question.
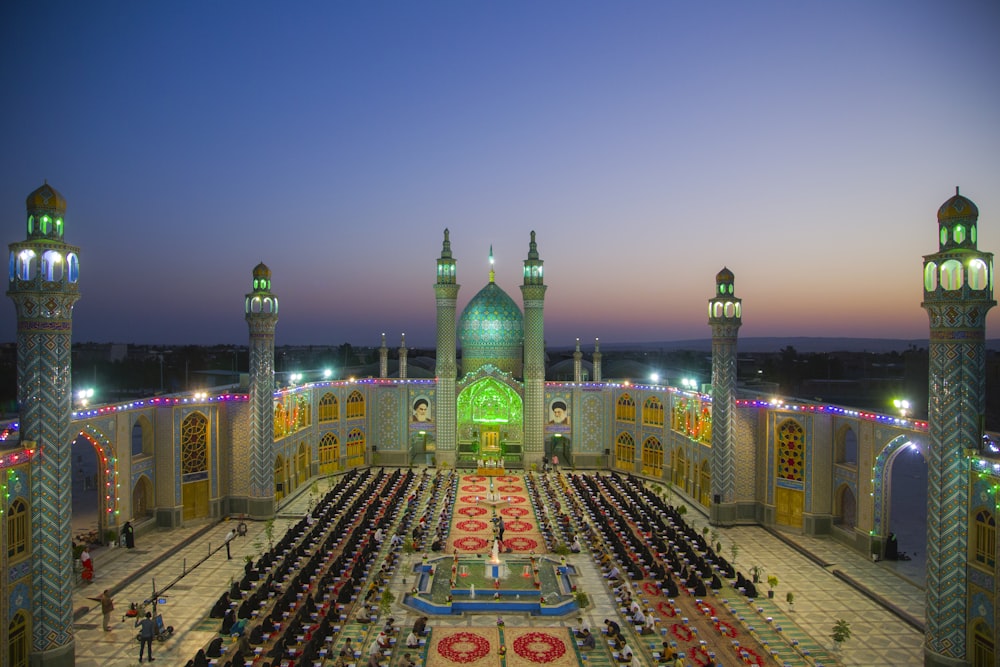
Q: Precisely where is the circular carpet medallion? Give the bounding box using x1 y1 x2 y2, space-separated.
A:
456 519 488 532
462 484 487 493
512 631 567 663
498 475 518 482
504 519 533 533
500 507 528 518
459 495 486 504
437 631 491 663
497 484 522 493
504 536 538 551
463 476 487 483
505 495 526 504
453 536 490 551
458 506 487 517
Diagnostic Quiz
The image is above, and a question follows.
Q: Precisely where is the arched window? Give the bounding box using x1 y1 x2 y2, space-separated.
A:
699 459 711 506
973 620 995 667
924 262 938 291
974 508 996 568
834 484 857 529
776 419 805 482
642 396 664 427
296 394 311 429
615 432 635 471
671 447 688 491
835 425 857 466
318 392 339 423
132 416 153 457
968 258 989 291
346 428 365 466
939 259 964 291
9 611 28 667
274 403 287 439
641 436 663 476
181 412 209 476
41 250 64 281
319 432 340 474
132 476 153 518
346 390 365 419
296 441 310 485
616 394 635 422
7 497 28 561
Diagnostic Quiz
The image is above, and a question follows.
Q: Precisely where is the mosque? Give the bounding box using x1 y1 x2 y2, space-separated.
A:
2 183 999 666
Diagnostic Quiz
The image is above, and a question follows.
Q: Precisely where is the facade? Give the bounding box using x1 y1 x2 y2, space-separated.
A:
2 186 999 665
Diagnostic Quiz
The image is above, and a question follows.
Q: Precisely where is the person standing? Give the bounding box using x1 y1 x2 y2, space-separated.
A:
80 546 94 582
135 611 156 662
225 528 235 560
121 521 135 548
88 589 114 631
497 517 506 542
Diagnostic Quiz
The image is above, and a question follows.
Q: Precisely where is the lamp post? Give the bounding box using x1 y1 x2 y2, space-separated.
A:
893 399 910 418
76 387 94 409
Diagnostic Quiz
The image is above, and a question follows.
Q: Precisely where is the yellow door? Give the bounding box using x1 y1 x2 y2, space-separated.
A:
481 430 500 454
182 480 210 520
775 487 803 528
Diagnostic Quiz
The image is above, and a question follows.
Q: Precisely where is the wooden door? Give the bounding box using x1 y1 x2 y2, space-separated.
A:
775 487 803 528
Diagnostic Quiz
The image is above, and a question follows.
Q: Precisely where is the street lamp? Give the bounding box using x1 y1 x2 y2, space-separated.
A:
681 377 697 391
76 387 94 408
893 399 910 418
650 372 660 384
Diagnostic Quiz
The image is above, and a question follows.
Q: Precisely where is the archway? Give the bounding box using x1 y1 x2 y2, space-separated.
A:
132 475 153 520
834 483 857 529
873 435 927 584
70 427 120 547
274 455 287 502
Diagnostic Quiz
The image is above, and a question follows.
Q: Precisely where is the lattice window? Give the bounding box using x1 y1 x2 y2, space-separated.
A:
671 447 688 489
319 432 340 474
642 396 664 427
973 620 995 667
776 419 805 482
274 403 287 439
346 390 365 419
181 412 209 475
319 392 339 423
296 395 311 429
7 497 28 561
615 432 635 470
642 436 663 476
975 509 996 568
616 394 635 422
9 611 28 667
699 460 711 505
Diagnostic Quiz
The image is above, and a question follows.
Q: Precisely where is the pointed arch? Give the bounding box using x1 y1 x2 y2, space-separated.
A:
698 459 711 506
834 483 857 529
6 497 28 562
131 414 153 457
641 436 663 476
871 435 925 537
274 454 287 502
318 392 339 423
132 474 153 519
615 432 635 472
346 428 365 467
616 393 635 422
642 396 664 427
346 390 365 420
671 446 688 491
296 440 311 488
319 432 340 474
8 610 29 667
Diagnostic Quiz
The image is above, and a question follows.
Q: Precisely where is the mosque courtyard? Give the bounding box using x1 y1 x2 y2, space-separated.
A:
68 467 924 667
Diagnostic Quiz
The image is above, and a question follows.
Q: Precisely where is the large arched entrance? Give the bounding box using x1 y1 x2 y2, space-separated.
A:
873 435 927 585
70 427 119 547
456 374 524 466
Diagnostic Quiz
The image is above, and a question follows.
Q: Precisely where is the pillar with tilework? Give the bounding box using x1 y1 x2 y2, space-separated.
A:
434 230 460 462
7 183 81 666
922 188 994 666
244 262 278 518
708 267 741 527
520 231 547 458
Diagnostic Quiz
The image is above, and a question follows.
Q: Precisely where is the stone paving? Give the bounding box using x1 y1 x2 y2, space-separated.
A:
71 470 925 666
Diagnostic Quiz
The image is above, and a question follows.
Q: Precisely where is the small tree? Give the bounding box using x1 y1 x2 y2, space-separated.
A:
379 588 396 618
766 575 779 598
831 619 851 649
730 543 740 565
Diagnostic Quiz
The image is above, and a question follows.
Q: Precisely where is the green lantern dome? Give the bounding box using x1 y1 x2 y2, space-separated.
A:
459 281 524 377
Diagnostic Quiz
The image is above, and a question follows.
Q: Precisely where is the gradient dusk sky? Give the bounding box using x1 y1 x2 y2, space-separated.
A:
2 2 999 347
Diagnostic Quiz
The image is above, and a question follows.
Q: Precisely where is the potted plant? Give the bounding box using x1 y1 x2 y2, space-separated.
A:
785 591 794 610
730 543 740 565
766 575 778 599
831 619 851 650
749 564 762 584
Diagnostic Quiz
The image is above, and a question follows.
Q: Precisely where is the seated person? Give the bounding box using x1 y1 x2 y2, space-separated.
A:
210 593 231 618
579 628 596 650
412 616 428 636
406 631 420 648
605 566 621 581
604 618 621 638
396 654 416 667
570 535 582 553
574 619 591 637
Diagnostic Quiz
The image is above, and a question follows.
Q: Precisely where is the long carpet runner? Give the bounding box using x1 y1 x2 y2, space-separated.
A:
449 475 546 555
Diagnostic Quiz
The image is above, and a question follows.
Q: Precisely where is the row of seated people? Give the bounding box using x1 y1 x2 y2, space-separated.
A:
196 467 415 666
523 473 574 550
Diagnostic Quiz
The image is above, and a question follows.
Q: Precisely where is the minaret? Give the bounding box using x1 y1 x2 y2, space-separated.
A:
708 267 741 527
593 338 602 382
520 231 547 458
573 338 582 383
921 188 994 666
398 333 408 379
379 333 388 378
244 262 279 518
7 183 81 666
434 230 460 461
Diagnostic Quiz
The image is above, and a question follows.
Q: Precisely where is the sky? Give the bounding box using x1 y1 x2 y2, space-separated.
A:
1 1 999 348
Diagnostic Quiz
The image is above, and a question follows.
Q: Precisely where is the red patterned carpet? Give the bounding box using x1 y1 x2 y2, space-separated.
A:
448 475 545 555
424 627 577 667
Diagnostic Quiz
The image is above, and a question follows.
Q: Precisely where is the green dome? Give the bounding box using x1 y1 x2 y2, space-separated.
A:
459 282 524 376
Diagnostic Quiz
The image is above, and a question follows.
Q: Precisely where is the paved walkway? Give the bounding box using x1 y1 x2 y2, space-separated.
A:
71 472 925 666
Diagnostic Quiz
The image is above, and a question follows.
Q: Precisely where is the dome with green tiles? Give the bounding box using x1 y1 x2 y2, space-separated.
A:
459 281 523 377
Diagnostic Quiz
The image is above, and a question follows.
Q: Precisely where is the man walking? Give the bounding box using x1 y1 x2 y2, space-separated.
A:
136 611 156 662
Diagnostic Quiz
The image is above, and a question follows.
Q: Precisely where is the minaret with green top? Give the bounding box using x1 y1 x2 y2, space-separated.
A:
708 267 741 526
921 188 994 666
434 230 460 461
244 262 278 518
7 183 81 666
520 231 547 458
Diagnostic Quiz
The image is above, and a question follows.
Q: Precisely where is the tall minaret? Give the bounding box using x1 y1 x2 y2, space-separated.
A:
379 333 388 378
520 231 547 458
573 338 582 383
244 262 279 518
398 333 408 379
593 338 602 382
434 230 460 461
708 267 741 527
7 183 81 666
922 188 993 666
